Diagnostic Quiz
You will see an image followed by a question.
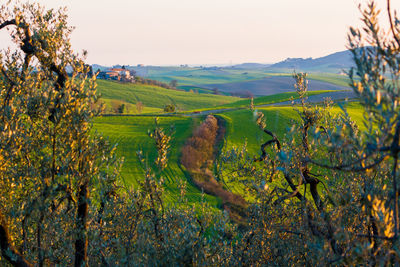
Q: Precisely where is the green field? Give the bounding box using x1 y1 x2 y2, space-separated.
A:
142 67 350 88
177 85 231 96
307 73 351 87
95 69 350 116
179 90 334 114
93 100 364 206
93 115 220 206
94 75 362 207
177 85 213 94
222 90 335 108
96 79 240 113
215 101 364 200
218 108 299 154
258 72 350 88
218 101 364 157
146 67 268 86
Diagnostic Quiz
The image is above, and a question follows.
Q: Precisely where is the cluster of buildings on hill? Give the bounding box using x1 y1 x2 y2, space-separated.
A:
97 68 135 82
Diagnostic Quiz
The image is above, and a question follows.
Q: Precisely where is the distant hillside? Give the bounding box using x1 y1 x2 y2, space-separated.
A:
269 50 353 72
90 49 355 91
230 63 271 69
205 75 349 96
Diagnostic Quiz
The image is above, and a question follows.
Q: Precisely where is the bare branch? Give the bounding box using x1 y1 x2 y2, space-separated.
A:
0 19 16 30
308 154 387 172
387 0 400 48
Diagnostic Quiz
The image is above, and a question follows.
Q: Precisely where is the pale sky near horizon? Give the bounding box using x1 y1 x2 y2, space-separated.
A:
3 0 400 66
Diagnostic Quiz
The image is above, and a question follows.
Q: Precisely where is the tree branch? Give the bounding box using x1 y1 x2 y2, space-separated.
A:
0 19 16 30
308 154 387 172
387 0 400 48
0 211 32 267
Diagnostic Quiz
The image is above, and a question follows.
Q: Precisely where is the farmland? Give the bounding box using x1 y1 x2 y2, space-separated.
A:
136 66 350 87
96 79 240 113
215 102 364 200
93 115 220 206
92 66 360 207
204 76 348 96
93 95 364 207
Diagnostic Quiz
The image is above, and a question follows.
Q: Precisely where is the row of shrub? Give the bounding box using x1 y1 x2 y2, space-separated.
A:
181 115 246 221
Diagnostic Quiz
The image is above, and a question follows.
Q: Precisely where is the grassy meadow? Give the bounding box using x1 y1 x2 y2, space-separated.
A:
93 115 220 206
219 101 364 153
143 67 350 88
215 101 364 200
93 95 364 207
145 67 268 85
96 79 240 113
221 90 335 109
93 71 359 207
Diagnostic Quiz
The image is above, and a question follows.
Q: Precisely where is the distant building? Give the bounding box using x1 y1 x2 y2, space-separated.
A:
97 68 135 82
110 68 131 79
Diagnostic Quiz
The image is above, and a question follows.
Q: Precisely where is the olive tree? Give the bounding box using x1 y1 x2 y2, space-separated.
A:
3 0 400 266
0 2 120 266
218 1 400 265
0 3 233 266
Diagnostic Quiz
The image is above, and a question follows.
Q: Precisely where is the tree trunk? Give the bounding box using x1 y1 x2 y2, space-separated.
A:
75 181 89 267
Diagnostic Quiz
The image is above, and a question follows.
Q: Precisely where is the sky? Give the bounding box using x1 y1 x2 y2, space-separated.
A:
3 0 400 66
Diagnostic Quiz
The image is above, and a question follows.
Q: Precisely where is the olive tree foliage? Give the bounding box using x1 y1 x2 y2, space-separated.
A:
0 3 235 266
217 1 400 265
0 1 124 266
3 0 400 266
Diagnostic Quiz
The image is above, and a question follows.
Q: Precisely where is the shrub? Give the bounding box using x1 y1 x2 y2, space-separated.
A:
136 101 144 114
181 115 219 171
164 104 176 113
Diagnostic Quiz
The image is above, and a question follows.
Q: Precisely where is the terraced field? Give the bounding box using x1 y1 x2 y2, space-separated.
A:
93 115 220 206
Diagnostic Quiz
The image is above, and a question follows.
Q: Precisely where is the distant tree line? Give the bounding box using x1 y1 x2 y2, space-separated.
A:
230 90 254 98
135 76 178 90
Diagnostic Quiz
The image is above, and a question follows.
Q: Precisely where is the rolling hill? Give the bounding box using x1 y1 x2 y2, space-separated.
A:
92 50 355 98
96 79 240 113
268 50 353 72
204 75 349 96
93 115 220 206
92 98 364 207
